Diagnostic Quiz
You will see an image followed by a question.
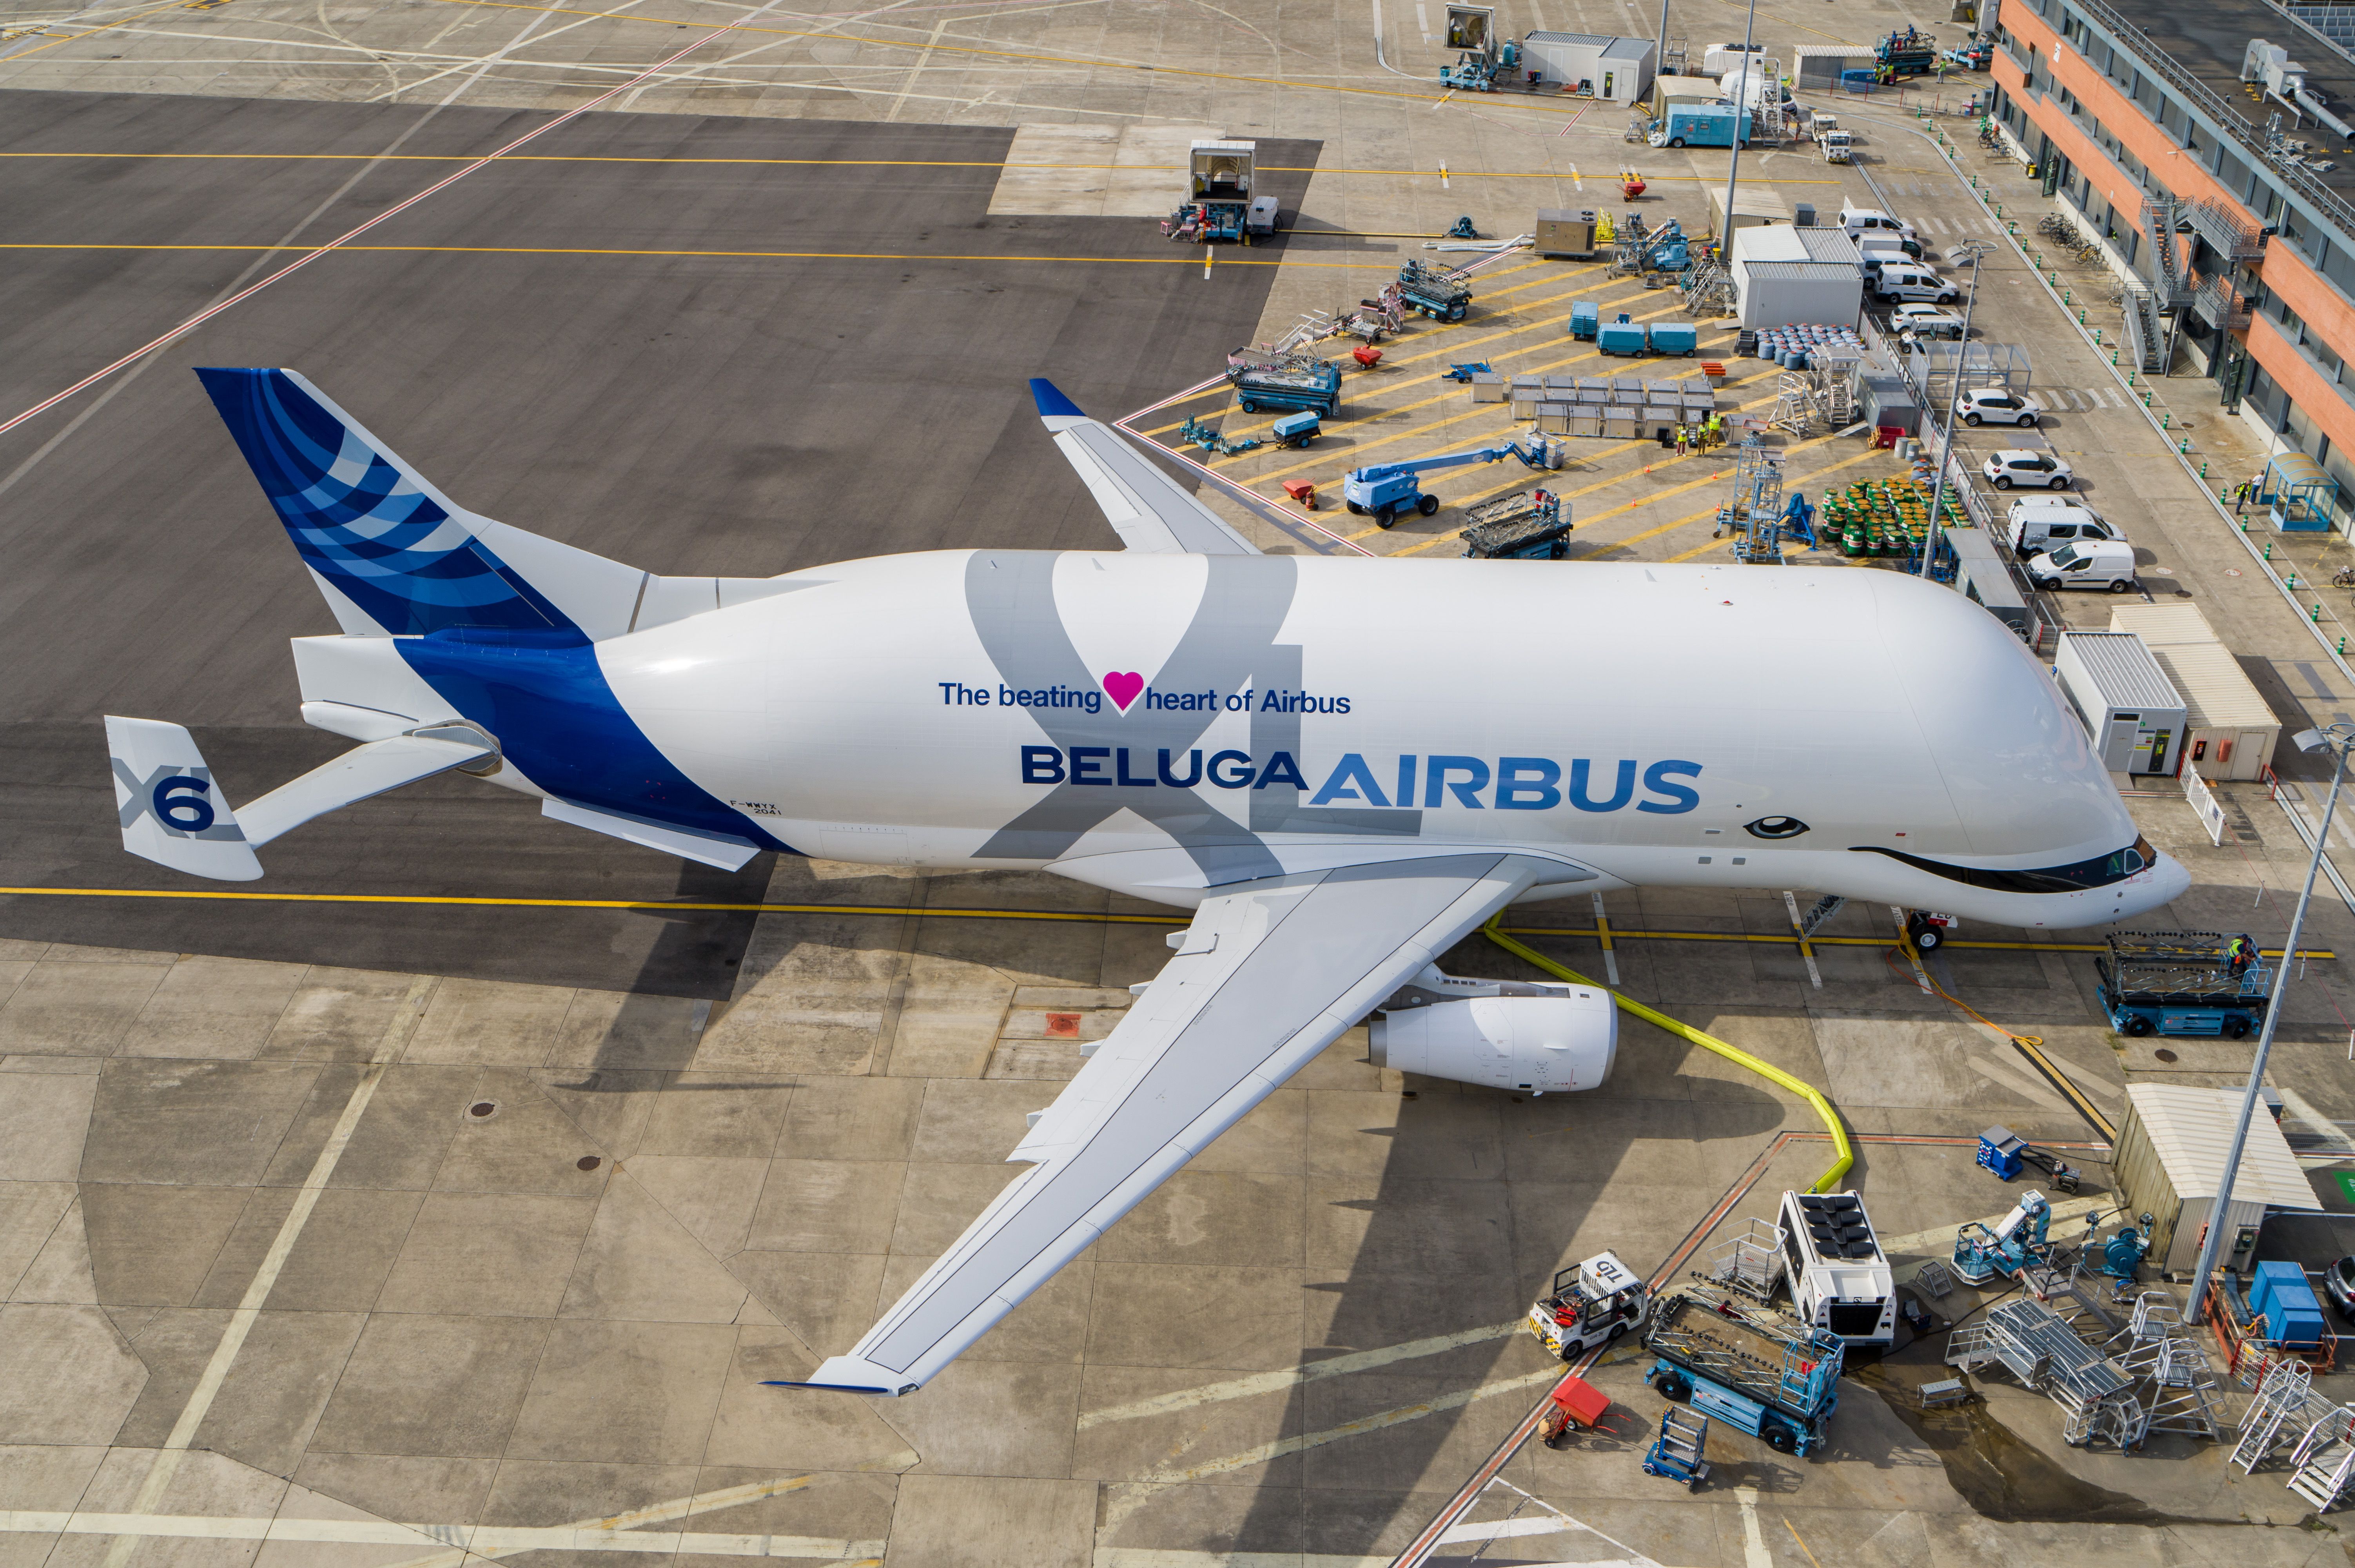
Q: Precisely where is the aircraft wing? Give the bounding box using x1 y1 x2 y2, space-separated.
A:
778 851 1546 1395
1030 378 1260 556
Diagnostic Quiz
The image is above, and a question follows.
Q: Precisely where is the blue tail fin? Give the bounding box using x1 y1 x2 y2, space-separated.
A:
195 368 639 639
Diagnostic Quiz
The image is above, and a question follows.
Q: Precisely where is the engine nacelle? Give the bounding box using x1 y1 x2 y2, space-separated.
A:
1368 986 1617 1094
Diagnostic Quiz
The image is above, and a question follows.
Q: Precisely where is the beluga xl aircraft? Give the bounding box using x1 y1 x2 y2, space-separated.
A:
109 368 2186 1394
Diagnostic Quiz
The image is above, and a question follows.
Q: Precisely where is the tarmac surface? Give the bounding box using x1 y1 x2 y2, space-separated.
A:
0 90 1314 991
11 2 2355 1567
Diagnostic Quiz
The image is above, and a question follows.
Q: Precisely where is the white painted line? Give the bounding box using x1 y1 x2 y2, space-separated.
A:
104 974 435 1565
1139 1366 1562 1481
1734 1487 1772 1568
1076 1319 1520 1428
0 1513 883 1558
882 17 948 123
374 1466 913 1568
1416 0 1433 43
1437 1515 1576 1544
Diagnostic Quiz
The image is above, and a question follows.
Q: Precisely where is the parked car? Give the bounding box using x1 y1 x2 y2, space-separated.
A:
1961 388 2043 427
2324 1256 2355 1322
2028 537 2136 592
1873 263 1959 304
1983 448 2072 489
1839 203 1918 241
2006 497 2121 554
1891 304 1967 339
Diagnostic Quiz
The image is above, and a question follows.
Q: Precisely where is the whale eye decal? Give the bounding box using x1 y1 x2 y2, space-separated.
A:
1745 816 1810 840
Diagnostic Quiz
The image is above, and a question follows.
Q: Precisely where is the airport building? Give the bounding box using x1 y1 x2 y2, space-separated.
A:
1986 0 2355 520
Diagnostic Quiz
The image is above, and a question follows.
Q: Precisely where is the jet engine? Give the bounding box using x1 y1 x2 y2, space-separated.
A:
1367 966 1617 1094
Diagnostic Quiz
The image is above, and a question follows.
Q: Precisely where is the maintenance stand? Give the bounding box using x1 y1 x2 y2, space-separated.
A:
2096 930 2271 1038
1642 1284 1843 1455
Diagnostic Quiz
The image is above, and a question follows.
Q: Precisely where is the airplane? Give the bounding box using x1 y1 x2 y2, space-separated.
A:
108 367 2188 1396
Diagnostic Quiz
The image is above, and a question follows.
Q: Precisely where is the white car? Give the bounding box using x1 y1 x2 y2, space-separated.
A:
1891 305 1967 339
1960 388 2043 427
1983 449 2072 490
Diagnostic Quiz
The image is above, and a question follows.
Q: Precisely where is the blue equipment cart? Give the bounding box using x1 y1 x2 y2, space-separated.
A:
1642 1286 1842 1456
1270 410 1321 447
1597 314 1649 356
1649 322 1699 356
2095 929 2270 1038
1226 355 1341 416
1569 301 1600 340
1441 361 1494 382
1396 258 1473 321
1642 1407 1711 1490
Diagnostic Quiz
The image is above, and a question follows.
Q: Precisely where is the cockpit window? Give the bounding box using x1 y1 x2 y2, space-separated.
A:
1852 837 2153 895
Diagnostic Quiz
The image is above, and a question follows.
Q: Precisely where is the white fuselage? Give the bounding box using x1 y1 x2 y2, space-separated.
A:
530 550 2186 927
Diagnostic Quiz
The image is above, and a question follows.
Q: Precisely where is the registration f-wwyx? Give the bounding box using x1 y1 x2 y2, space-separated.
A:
108 369 2186 1395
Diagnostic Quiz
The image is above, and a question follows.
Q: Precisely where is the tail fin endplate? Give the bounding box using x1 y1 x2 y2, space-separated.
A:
105 717 263 882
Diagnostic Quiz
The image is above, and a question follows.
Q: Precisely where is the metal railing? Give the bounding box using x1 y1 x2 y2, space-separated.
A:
2184 196 2269 260
2065 0 2355 251
2143 196 2194 304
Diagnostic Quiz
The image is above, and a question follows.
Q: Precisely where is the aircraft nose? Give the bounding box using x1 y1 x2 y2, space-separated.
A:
2145 851 2193 908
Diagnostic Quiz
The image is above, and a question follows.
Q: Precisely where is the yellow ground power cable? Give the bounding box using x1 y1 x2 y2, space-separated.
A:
1480 913 1855 1193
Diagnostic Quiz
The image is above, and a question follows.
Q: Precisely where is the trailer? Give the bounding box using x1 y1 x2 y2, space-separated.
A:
1395 258 1473 322
1597 314 1649 356
1569 301 1600 340
1642 1285 1843 1455
2095 929 2271 1039
1225 352 1341 416
1648 101 1750 149
1874 27 1937 77
1462 491 1573 559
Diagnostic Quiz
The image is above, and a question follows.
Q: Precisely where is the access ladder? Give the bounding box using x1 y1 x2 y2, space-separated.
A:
2233 1359 2316 1474
2288 1407 2355 1512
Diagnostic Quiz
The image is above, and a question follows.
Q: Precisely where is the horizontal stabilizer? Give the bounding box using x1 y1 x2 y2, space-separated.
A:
106 717 262 882
236 730 497 847
541 798 763 870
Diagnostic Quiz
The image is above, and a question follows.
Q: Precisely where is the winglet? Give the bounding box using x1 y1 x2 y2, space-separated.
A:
763 1352 920 1396
1029 377 1087 425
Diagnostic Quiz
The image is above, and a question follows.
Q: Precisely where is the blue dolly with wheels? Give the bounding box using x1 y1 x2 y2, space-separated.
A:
1642 1407 1711 1490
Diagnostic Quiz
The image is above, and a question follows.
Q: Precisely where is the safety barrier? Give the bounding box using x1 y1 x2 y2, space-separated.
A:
1480 914 1854 1192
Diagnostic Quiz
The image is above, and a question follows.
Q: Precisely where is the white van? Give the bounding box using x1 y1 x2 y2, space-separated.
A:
1839 203 1917 241
2007 498 2121 554
1855 230 1925 264
1873 262 1958 304
2028 537 2137 593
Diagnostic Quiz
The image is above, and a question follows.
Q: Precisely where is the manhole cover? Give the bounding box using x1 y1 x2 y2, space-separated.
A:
1045 1012 1082 1039
468 1101 499 1120
2154 1048 2178 1063
577 1155 602 1171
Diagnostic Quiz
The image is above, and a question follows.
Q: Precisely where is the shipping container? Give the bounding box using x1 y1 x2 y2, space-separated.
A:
2054 632 2188 775
1731 227 1864 330
2107 603 2282 780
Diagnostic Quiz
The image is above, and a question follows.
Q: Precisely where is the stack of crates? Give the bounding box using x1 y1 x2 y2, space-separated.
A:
1820 476 1965 557
2250 1261 2328 1350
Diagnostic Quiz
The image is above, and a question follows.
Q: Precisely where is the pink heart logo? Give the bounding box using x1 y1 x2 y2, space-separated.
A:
1101 671 1144 713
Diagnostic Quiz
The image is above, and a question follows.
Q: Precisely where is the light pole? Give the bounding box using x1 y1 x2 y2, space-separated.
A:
1919 238 1994 580
2186 722 2355 1323
1718 0 1757 265
1656 0 1672 81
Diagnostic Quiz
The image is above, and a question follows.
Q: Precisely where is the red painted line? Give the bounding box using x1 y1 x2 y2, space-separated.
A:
0 9 791 442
